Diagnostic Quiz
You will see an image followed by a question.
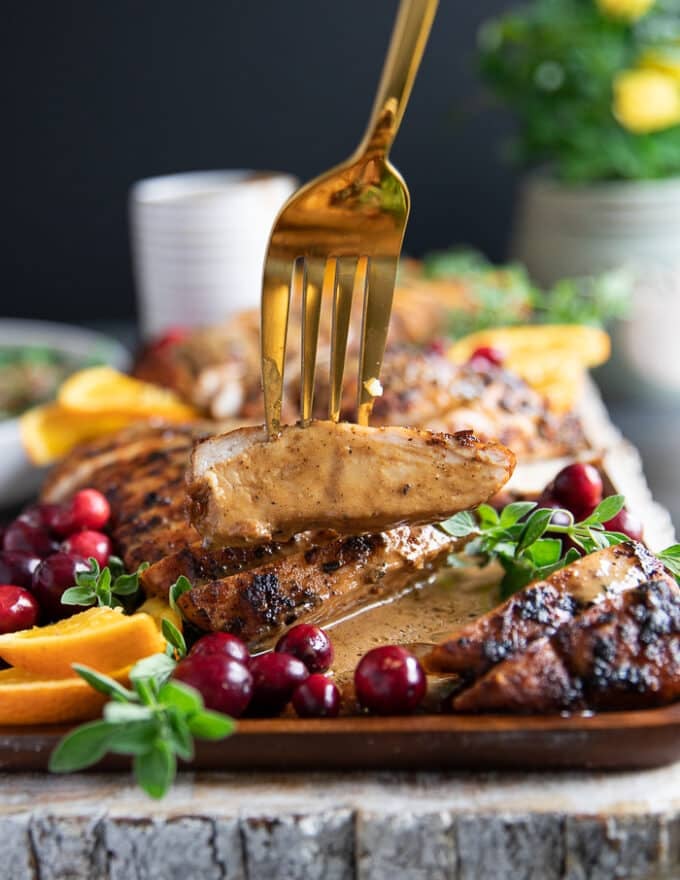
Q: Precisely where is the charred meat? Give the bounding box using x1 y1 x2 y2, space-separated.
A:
425 542 669 677
178 525 454 647
453 577 680 713
188 421 516 546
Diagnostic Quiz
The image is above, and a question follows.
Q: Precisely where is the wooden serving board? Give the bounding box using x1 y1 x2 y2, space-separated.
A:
2 704 680 773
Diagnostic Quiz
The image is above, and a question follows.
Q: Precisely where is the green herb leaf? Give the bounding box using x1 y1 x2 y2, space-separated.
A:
49 720 116 772
60 586 96 607
659 544 680 580
516 508 554 555
130 653 176 685
104 702 153 724
187 711 236 740
439 510 478 538
166 708 195 761
583 495 625 525
161 619 187 659
159 680 202 715
108 721 159 756
169 575 193 612
72 664 136 702
525 538 562 567
133 740 176 800
499 501 536 527
477 504 500 529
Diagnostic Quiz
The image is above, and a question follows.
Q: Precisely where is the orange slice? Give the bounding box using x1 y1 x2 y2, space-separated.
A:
20 403 135 466
0 666 131 726
448 325 611 412
58 366 198 419
0 607 165 678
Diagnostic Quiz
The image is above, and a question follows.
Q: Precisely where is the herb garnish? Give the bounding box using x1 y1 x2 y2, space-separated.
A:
441 495 630 598
49 650 234 799
61 557 149 609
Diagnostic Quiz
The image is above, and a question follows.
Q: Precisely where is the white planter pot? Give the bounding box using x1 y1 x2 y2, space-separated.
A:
511 174 680 398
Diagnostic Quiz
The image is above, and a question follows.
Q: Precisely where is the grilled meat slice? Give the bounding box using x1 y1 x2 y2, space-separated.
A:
41 423 204 569
140 532 334 599
41 422 203 505
178 525 454 647
188 421 516 546
425 542 668 677
453 577 680 713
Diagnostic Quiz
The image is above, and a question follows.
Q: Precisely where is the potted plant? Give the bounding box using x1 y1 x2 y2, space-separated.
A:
478 0 680 395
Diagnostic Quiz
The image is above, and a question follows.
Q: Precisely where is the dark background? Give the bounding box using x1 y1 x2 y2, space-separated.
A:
1 0 513 322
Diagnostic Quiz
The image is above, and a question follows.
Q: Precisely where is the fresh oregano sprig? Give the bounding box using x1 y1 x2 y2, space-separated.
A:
61 556 149 609
168 574 192 612
657 544 680 582
441 495 629 598
49 652 234 799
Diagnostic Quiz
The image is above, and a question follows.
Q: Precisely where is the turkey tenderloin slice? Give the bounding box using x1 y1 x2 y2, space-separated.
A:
188 421 516 546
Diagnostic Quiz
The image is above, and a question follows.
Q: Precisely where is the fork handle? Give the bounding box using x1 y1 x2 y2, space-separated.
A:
356 0 439 158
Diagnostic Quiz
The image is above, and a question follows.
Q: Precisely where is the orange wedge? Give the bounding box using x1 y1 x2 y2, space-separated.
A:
448 325 611 413
136 597 183 635
0 607 165 678
0 665 131 726
20 403 136 466
58 366 198 419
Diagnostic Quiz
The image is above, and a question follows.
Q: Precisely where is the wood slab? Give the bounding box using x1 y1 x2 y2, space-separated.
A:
2 703 680 774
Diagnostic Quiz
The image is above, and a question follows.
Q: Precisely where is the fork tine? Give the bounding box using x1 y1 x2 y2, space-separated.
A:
300 257 327 425
329 257 362 422
261 259 295 436
356 256 398 426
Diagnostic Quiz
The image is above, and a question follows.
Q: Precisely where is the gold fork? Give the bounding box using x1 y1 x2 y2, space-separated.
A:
260 0 439 436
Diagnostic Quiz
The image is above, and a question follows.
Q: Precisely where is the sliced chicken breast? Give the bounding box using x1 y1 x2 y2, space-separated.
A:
425 542 668 677
188 421 516 546
178 525 454 647
453 577 680 713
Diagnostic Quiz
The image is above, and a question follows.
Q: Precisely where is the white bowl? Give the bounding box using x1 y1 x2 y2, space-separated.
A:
0 320 130 509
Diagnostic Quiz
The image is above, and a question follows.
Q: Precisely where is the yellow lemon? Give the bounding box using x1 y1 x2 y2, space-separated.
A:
613 69 680 134
596 0 655 21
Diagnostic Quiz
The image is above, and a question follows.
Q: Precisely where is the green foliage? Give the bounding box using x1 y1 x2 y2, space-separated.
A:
441 495 628 598
61 557 149 610
422 248 631 334
49 656 234 799
478 0 680 181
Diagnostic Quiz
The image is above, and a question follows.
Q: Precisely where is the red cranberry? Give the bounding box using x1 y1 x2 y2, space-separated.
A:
536 494 573 527
552 463 603 518
355 645 426 715
468 346 505 369
61 530 112 567
275 624 334 673
189 632 250 665
0 552 41 589
426 339 447 356
68 489 111 532
150 326 189 352
292 674 341 718
47 505 79 537
249 652 309 715
3 521 58 558
0 586 40 633
173 654 252 717
604 508 643 542
32 553 90 620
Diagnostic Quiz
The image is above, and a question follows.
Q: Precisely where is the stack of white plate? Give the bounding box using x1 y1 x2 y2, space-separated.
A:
129 171 298 338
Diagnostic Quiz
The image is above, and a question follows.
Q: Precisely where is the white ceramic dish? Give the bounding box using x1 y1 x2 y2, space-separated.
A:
0 320 130 509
